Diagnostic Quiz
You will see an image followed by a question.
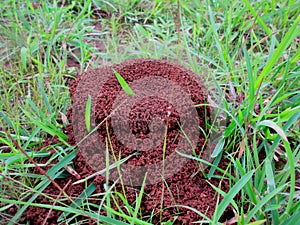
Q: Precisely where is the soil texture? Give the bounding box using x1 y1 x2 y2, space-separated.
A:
25 59 232 224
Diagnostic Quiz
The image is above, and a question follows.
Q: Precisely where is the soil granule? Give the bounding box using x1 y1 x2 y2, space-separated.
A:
25 59 231 224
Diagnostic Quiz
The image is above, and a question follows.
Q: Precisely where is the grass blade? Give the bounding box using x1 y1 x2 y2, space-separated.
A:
113 70 135 96
279 140 296 221
281 210 300 225
265 158 279 224
85 95 92 132
3 198 130 225
132 173 147 223
58 183 97 221
211 137 225 158
9 150 77 224
254 14 300 89
243 0 272 36
212 170 254 223
256 120 288 142
37 76 53 117
0 111 14 129
245 185 286 223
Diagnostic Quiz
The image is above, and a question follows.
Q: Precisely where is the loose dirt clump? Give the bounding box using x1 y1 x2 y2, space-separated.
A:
25 59 232 224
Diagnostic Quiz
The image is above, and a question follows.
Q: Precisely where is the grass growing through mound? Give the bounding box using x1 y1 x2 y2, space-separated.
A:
0 0 299 224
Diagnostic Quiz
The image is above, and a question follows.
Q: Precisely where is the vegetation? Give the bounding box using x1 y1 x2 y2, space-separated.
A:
0 0 299 224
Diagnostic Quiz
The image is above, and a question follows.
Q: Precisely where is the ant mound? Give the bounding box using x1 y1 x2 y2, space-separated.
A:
25 59 232 224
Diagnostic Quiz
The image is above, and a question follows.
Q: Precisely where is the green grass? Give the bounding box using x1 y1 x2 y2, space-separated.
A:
0 0 299 224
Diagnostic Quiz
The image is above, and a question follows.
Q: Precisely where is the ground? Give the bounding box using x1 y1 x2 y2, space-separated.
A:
0 1 299 225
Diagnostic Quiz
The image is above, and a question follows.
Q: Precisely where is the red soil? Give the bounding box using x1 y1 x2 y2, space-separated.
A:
24 59 232 224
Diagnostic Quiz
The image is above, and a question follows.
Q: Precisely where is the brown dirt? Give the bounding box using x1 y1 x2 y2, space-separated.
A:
24 59 233 224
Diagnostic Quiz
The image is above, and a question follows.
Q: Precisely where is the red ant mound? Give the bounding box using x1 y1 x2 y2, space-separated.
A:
25 59 232 224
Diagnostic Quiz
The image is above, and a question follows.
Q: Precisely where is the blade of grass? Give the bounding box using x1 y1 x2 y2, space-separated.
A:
281 210 300 225
212 170 254 223
243 47 255 110
0 111 14 129
105 206 152 225
245 185 286 223
265 158 279 225
207 5 229 71
211 137 225 158
232 158 258 205
279 140 296 221
256 120 288 142
208 151 222 179
243 0 272 36
113 69 135 96
132 173 147 224
175 205 211 223
9 150 77 224
72 152 138 185
177 151 235 181
85 95 92 132
254 14 300 90
58 183 97 221
8 170 64 225
37 76 53 117
3 198 129 225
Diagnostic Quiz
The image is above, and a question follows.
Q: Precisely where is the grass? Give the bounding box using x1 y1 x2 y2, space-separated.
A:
0 0 299 224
